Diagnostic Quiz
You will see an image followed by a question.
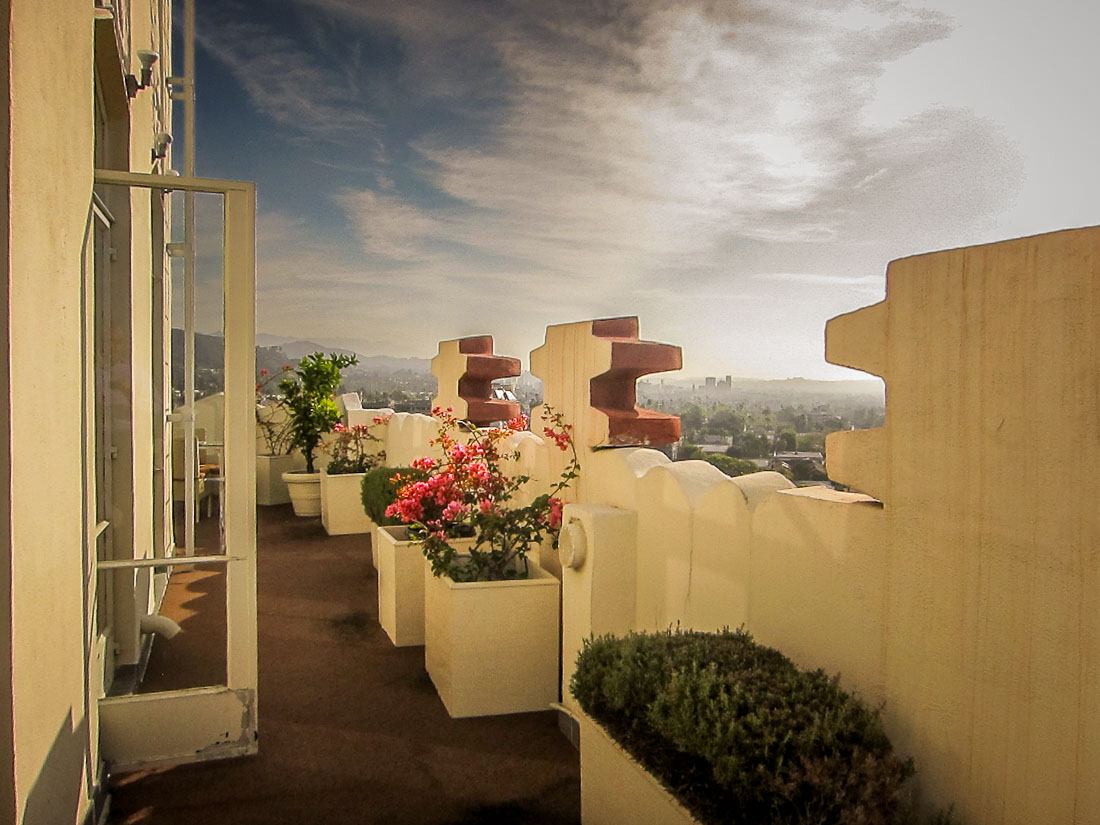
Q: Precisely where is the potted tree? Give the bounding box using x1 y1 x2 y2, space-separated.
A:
279 352 357 517
319 416 388 535
387 406 579 716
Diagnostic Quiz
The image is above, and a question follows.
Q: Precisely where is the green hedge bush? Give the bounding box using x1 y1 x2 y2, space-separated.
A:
571 628 915 825
360 466 427 526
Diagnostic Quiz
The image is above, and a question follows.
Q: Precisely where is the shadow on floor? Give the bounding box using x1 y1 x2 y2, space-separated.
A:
108 505 580 825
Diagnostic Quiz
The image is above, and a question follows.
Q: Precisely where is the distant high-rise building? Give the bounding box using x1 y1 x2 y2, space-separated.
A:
705 376 716 388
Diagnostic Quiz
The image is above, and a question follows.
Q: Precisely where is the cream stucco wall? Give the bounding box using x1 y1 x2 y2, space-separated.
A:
8 4 96 821
749 488 890 706
5 2 172 822
556 229 1100 821
824 227 1100 823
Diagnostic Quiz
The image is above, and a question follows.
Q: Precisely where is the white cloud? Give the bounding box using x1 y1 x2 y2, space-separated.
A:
231 0 1033 377
196 6 379 146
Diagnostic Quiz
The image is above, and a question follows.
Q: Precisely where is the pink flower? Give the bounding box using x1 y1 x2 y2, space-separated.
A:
549 497 564 529
443 500 469 521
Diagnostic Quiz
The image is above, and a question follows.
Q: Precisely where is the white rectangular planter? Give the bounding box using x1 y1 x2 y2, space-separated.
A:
578 712 699 825
256 453 304 506
375 525 433 647
320 470 376 535
424 560 560 718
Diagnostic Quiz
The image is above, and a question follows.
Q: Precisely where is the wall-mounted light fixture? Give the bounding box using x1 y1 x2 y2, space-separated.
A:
151 131 173 162
126 49 160 97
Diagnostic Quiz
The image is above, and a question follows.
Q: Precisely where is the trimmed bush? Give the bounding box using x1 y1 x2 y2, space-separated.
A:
360 466 428 527
571 628 914 825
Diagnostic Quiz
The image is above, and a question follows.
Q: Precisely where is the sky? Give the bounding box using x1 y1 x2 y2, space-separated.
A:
183 0 1100 380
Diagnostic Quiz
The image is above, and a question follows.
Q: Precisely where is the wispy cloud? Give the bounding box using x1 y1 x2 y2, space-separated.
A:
317 1 1018 286
216 0 1027 376
195 2 379 147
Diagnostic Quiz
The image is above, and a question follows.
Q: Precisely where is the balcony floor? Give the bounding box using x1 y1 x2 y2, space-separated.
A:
107 504 581 824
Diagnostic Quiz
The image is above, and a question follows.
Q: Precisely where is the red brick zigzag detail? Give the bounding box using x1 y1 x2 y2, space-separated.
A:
456 336 522 426
589 318 682 446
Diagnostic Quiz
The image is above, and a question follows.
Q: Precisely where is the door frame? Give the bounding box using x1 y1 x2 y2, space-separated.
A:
92 169 258 771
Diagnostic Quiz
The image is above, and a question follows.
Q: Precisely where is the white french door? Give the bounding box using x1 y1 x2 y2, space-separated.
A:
90 169 258 770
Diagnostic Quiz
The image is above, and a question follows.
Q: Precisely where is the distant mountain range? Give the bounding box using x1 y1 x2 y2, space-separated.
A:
255 333 430 374
180 330 882 403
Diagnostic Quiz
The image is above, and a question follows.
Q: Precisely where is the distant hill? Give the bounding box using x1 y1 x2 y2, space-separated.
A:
171 328 224 373
176 330 432 377
256 333 431 374
352 355 431 374
270 339 362 361
178 330 879 404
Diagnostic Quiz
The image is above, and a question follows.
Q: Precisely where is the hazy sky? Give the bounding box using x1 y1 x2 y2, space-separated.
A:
187 0 1100 379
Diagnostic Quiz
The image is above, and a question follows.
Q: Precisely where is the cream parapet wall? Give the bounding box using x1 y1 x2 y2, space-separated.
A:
377 230 1100 824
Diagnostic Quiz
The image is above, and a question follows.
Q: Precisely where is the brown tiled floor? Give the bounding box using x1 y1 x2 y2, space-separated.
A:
108 505 580 824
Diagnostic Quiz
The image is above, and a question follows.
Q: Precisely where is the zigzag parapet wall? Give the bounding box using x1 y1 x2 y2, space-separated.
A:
376 232 1100 825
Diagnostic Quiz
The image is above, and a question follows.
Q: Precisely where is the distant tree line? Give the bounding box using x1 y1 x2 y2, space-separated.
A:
668 400 883 480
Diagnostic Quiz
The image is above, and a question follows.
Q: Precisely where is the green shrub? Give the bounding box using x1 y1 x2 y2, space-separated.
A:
571 628 915 825
360 466 427 526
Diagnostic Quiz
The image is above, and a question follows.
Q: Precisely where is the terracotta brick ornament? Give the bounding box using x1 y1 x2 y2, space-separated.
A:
431 335 522 426
530 317 682 449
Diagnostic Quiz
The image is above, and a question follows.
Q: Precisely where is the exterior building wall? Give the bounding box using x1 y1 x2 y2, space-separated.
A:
4 1 171 822
825 227 1100 823
9 3 96 822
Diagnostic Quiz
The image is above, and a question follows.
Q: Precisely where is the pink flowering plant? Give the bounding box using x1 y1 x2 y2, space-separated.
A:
324 414 390 475
386 406 580 582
